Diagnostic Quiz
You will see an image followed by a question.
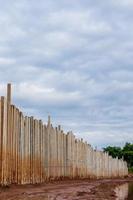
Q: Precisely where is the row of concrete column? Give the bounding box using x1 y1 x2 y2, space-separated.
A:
0 84 128 185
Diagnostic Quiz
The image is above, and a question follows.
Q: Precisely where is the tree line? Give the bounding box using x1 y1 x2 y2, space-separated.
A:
103 143 133 173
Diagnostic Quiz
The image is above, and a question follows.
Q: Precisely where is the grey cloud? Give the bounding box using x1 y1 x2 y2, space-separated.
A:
0 0 133 147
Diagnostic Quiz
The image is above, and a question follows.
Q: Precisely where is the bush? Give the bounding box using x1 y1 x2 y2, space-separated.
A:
129 167 133 173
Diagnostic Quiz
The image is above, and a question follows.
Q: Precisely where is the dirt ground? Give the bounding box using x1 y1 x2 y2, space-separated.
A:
0 178 133 200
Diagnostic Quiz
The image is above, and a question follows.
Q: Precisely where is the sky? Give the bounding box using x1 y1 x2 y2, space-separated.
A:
0 0 133 148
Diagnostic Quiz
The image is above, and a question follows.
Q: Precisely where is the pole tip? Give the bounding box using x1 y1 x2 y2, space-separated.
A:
48 115 51 126
7 83 12 104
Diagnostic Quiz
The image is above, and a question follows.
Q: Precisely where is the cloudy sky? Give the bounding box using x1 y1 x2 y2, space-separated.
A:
0 0 133 148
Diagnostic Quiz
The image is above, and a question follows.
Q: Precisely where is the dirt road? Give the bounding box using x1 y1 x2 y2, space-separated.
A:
0 178 133 200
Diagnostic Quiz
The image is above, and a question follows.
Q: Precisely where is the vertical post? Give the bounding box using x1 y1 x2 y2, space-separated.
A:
0 99 1 184
6 83 12 184
1 96 8 185
7 83 11 105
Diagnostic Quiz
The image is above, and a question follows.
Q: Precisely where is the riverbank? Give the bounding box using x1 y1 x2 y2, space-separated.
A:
0 178 133 200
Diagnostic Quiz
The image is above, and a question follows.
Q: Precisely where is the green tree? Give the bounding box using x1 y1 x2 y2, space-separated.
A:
103 143 133 170
103 146 122 159
123 143 133 152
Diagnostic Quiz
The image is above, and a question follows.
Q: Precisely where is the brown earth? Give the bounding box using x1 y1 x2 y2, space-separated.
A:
0 178 133 200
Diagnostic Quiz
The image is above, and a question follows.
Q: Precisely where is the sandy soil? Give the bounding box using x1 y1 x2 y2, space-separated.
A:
0 178 133 200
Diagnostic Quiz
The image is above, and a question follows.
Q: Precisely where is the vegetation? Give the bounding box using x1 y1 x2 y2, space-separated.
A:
103 143 133 171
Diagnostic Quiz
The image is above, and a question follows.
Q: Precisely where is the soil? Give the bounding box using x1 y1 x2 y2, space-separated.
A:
0 178 133 200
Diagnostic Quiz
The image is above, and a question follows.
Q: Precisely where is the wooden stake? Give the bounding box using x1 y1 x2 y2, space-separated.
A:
7 83 11 105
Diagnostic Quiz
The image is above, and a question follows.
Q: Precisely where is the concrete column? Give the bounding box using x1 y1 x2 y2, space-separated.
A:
0 99 2 184
1 97 8 185
7 83 11 105
42 124 46 181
